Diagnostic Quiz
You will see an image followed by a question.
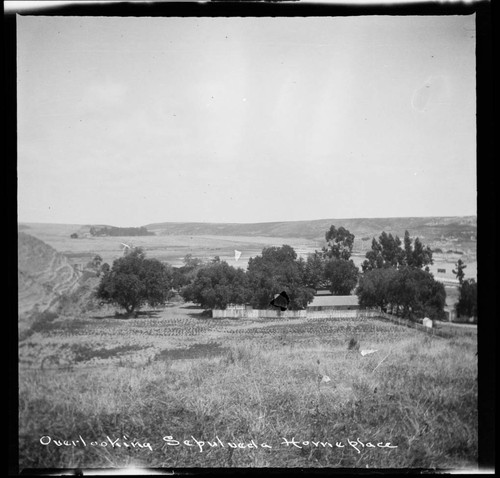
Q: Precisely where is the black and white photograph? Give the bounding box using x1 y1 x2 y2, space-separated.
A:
11 0 493 473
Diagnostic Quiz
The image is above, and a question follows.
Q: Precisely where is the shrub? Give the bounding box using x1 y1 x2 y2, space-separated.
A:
347 337 360 351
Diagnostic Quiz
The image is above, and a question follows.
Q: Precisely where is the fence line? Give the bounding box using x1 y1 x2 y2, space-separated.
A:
373 311 454 338
212 308 368 319
212 308 391 321
212 307 455 338
211 309 307 319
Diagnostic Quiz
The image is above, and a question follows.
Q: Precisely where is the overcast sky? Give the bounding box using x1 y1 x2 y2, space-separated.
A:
17 15 476 227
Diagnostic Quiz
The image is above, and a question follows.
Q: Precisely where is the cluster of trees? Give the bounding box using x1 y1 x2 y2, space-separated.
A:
246 245 315 309
362 231 433 272
89 226 154 237
181 245 316 310
93 226 462 322
357 266 446 320
177 226 361 311
357 231 446 321
179 228 364 310
94 244 319 313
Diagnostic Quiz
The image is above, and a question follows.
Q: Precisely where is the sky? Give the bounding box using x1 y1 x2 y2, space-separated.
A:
16 14 477 227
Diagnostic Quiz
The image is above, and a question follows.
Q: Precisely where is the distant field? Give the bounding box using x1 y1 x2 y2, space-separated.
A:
19 302 477 470
18 223 322 269
19 223 476 281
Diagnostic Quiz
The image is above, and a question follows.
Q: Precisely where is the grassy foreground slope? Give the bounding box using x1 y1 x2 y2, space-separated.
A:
19 304 477 470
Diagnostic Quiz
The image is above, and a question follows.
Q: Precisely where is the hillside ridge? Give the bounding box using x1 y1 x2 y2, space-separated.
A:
18 232 82 331
144 216 477 241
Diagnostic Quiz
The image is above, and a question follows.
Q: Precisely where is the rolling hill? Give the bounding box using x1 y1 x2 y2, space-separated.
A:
145 216 477 246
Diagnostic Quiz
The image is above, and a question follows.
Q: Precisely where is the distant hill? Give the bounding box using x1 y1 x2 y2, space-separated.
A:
145 216 477 244
20 216 476 246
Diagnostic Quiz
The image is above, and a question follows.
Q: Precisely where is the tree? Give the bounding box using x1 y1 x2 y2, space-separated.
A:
91 254 103 269
323 258 359 295
180 261 249 310
362 232 403 271
362 238 385 272
388 267 446 320
96 248 173 314
183 254 204 269
322 226 355 260
304 251 327 289
452 259 467 285
171 255 206 291
246 245 315 310
86 254 104 276
403 230 413 266
378 232 404 268
401 231 433 270
455 278 477 320
142 260 175 309
422 278 447 321
356 267 399 312
411 237 434 271
362 232 402 271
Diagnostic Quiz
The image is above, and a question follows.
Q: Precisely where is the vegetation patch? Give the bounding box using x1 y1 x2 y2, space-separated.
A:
69 343 146 363
157 342 229 361
20 311 60 340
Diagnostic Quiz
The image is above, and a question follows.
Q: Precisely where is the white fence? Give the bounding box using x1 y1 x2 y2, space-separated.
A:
211 308 382 320
308 309 363 319
211 309 307 319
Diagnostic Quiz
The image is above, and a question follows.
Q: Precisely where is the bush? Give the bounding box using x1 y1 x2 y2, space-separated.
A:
347 337 360 351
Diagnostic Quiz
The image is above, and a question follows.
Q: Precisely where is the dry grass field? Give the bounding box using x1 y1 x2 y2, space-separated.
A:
18 302 478 471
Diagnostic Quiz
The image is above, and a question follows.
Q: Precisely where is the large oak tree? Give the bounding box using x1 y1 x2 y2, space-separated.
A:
96 248 173 314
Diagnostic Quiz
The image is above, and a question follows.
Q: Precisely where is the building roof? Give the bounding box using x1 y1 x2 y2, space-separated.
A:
315 289 333 296
308 295 359 308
